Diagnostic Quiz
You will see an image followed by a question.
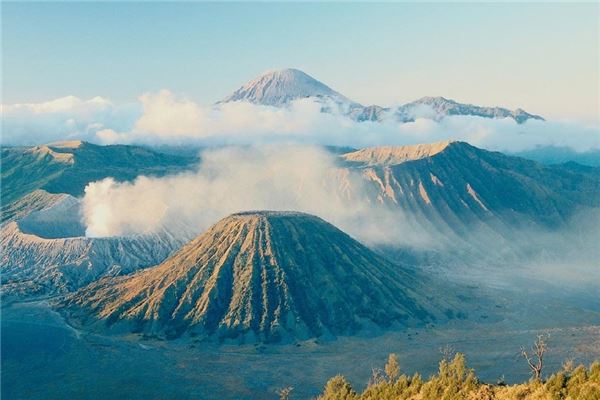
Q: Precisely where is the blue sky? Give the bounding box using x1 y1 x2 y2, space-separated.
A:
2 2 598 121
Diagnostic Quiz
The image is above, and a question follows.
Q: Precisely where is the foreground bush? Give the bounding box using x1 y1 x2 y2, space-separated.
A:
314 353 600 400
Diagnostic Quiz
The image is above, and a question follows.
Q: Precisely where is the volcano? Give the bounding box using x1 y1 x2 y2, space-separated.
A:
58 211 447 342
1 191 190 302
220 68 356 108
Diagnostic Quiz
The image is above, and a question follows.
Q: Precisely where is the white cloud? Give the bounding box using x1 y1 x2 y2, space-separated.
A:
7 95 112 114
95 128 121 145
2 91 598 152
1 95 140 146
122 90 343 143
134 90 208 137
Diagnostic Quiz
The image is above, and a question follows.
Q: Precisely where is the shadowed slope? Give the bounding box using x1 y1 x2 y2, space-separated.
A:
1 189 68 224
341 141 600 233
1 141 198 204
58 211 446 342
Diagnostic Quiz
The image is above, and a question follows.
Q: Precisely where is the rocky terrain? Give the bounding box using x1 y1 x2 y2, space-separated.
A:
57 211 454 342
1 194 191 302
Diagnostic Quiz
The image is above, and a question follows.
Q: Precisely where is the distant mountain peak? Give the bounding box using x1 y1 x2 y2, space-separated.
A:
220 68 358 107
415 96 454 103
258 68 311 78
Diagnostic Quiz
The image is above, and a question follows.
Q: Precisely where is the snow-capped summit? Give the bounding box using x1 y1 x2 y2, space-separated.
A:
220 68 360 109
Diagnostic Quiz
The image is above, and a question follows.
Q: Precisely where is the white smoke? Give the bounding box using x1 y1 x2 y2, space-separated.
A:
81 145 428 247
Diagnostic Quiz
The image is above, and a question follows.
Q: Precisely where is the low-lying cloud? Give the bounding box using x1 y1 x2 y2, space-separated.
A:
1 96 139 146
2 90 599 152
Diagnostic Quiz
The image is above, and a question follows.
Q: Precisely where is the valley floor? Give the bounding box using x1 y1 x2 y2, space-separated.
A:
2 291 600 400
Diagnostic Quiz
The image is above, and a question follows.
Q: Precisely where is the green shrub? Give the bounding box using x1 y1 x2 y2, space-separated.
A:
318 375 358 400
312 354 600 400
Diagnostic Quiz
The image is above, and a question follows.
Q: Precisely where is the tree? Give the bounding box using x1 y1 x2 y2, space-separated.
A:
521 334 548 381
384 353 400 382
318 375 357 400
439 345 456 362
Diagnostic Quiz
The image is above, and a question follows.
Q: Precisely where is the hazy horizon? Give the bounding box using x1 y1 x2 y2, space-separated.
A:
2 2 599 123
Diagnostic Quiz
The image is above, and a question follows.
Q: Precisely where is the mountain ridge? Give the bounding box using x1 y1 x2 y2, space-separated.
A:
220 68 544 123
341 140 455 166
396 96 545 123
1 141 199 205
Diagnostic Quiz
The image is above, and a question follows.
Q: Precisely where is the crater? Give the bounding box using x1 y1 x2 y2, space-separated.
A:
17 196 86 239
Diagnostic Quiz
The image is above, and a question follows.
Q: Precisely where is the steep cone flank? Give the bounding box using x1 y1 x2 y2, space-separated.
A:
58 211 438 342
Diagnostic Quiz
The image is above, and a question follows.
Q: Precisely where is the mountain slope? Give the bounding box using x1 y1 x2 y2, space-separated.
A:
58 211 449 342
338 141 600 253
1 141 198 204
